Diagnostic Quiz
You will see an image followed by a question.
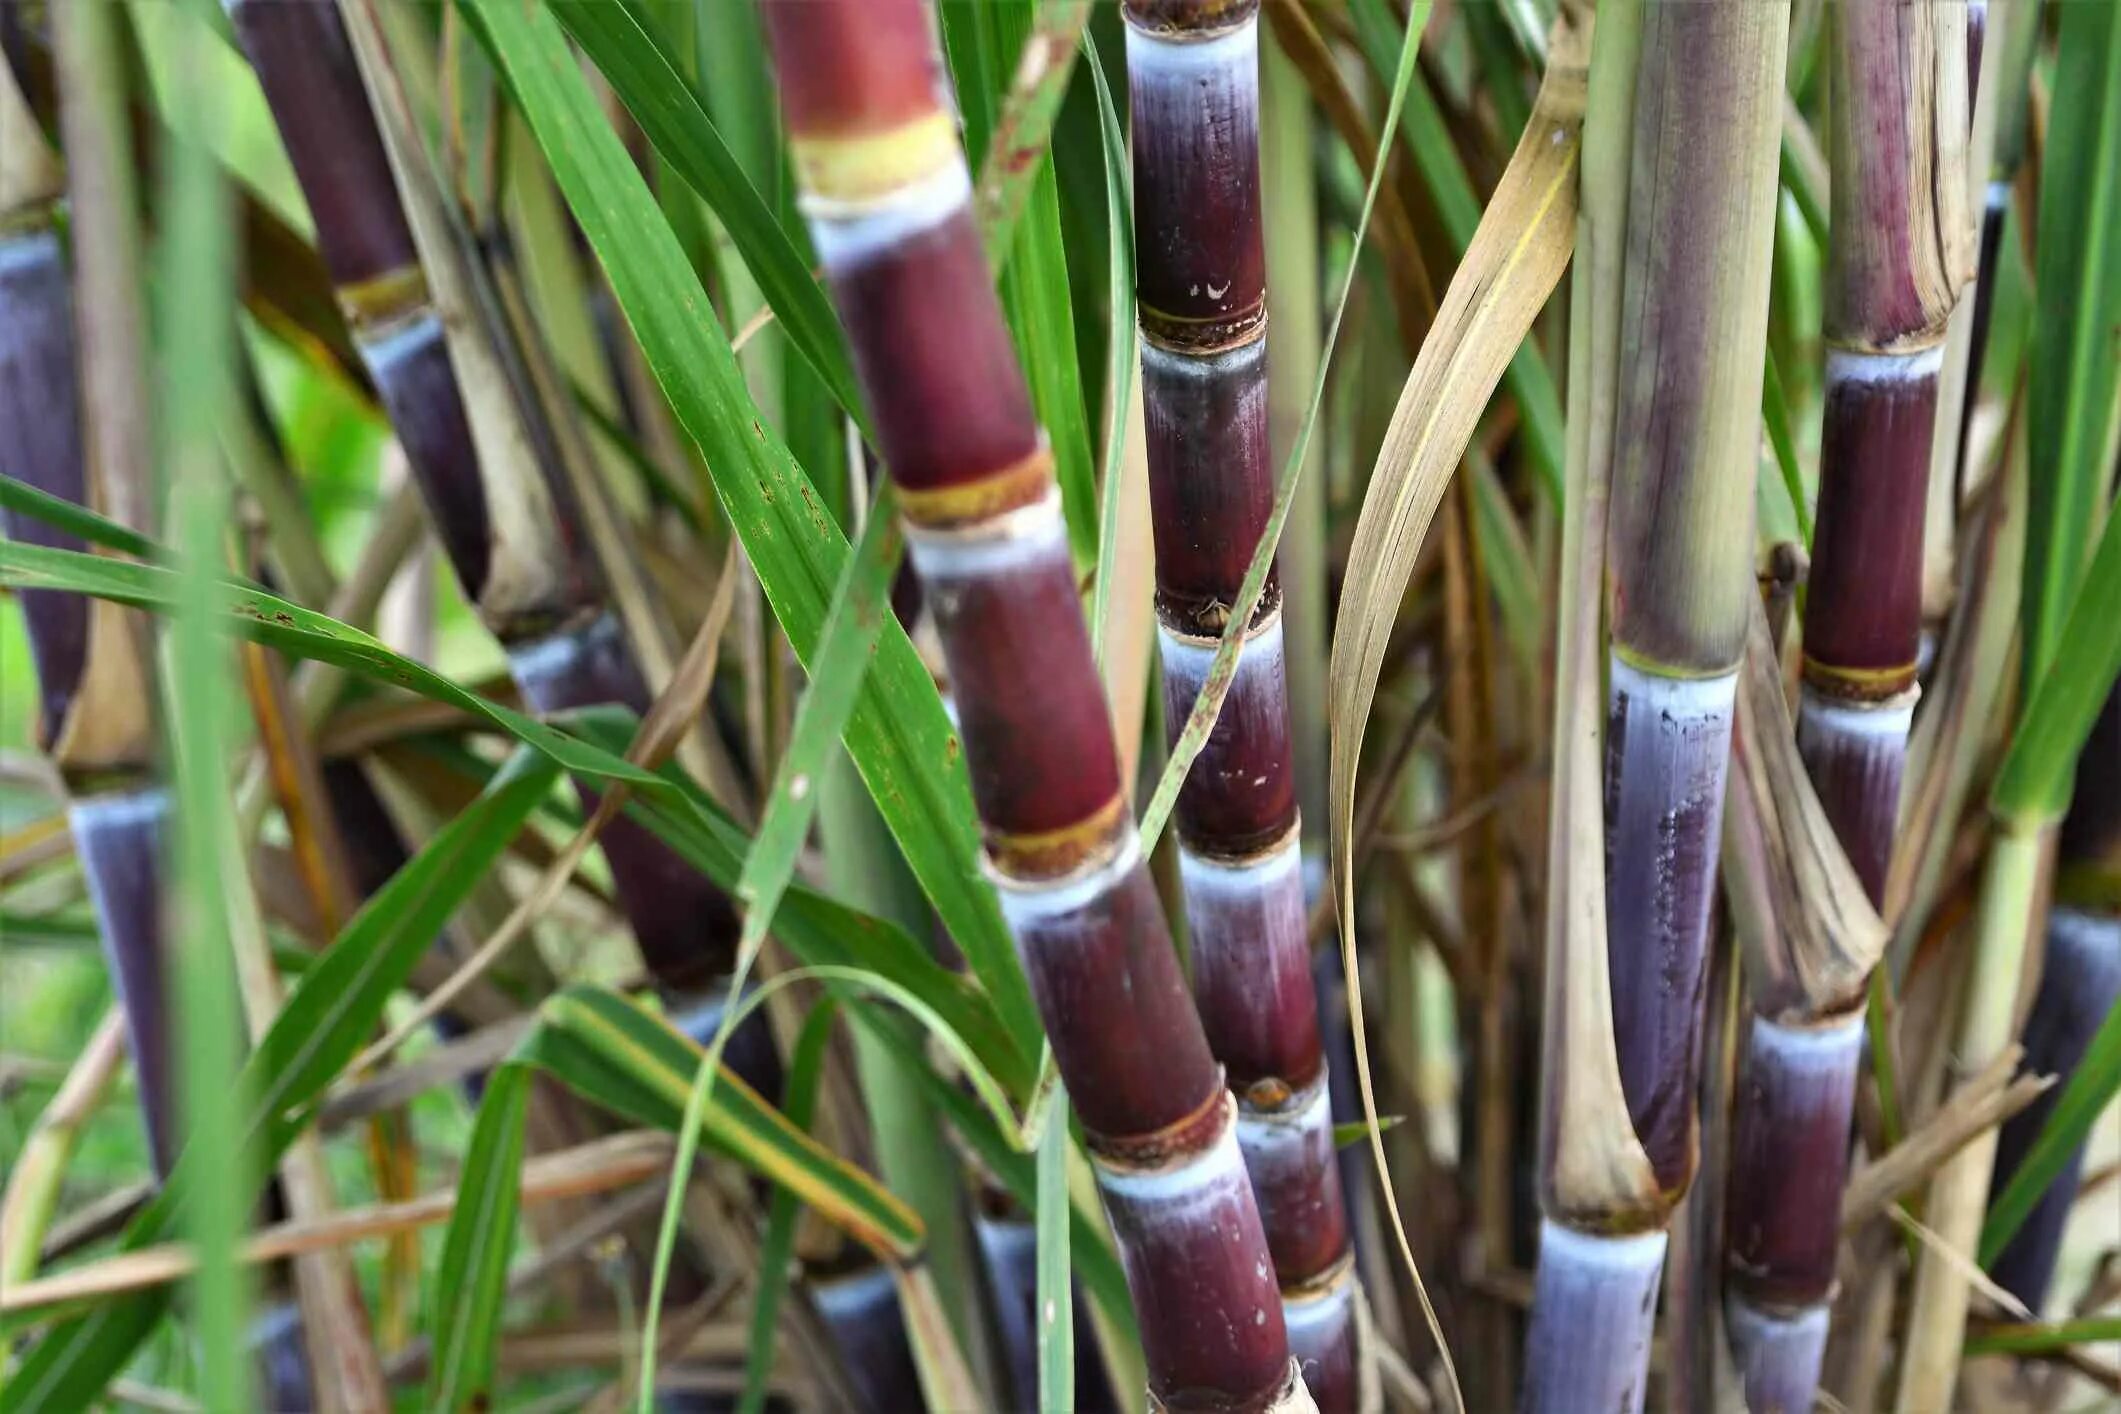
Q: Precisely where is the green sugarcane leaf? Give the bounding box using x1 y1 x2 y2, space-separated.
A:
1346 0 1566 502
426 1063 531 1414
249 750 561 1142
863 1013 1138 1349
1964 1316 2121 1359
1009 167 1102 565
557 707 1031 1097
0 753 558 1411
942 0 1100 563
975 0 1095 269
460 0 1041 1072
542 0 866 430
639 489 903 1402
1470 450 1544 685
1981 984 2121 1264
2019 0 2121 696
1086 31 1137 672
0 539 659 788
519 986 924 1259
729 489 902 988
1761 351 1813 547
1035 1091 1074 1414
1991 505 2121 824
739 1000 839 1414
0 472 162 561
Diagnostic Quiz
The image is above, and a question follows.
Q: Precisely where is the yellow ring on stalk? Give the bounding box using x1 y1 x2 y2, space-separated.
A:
987 790 1128 880
1800 655 1919 701
791 111 959 205
895 446 1054 530
1138 297 1267 356
337 264 432 330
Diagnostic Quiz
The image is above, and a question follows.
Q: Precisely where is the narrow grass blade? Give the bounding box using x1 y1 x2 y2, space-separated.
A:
0 473 161 561
558 709 1030 1095
739 1000 839 1414
1992 508 2121 824
518 986 923 1259
1085 33 1136 672
425 1063 530 1413
1964 1316 2121 1358
1035 1093 1073 1414
157 28 254 1397
1761 352 1813 547
0 539 659 788
974 0 1094 267
642 492 903 1403
2018 0 2121 692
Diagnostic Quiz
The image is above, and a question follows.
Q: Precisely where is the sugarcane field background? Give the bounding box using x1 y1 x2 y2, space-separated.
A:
2 0 2120 1409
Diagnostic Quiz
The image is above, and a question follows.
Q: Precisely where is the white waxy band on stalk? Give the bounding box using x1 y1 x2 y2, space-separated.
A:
1139 333 1267 379
1607 653 1739 720
1125 12 1258 70
70 787 169 836
1282 1267 1357 1334
1726 1295 1830 1348
903 487 1067 581
506 612 619 694
804 159 972 270
1795 685 1918 740
808 1259 897 1319
1160 611 1284 691
1178 824 1303 899
357 308 443 373
1824 342 1947 386
991 827 1143 924
1535 1219 1667 1278
1748 1012 1865 1071
1092 1099 1246 1204
1236 1074 1333 1171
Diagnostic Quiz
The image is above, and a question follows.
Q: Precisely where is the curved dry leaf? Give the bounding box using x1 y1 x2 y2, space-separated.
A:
1326 0 1597 1352
1723 595 1890 1020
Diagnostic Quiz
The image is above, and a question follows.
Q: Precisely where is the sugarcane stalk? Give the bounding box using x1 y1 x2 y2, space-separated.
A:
1717 597 1888 1411
1725 13 1972 1405
1524 4 1789 1410
225 0 739 1004
759 4 1305 1407
1797 0 1973 901
1986 687 2121 1310
1119 3 1356 1404
0 49 172 1177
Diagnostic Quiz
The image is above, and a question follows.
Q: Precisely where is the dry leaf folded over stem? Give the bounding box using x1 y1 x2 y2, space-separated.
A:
1327 6 1591 1406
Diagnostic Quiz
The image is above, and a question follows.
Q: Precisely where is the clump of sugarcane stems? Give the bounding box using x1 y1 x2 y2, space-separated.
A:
1718 597 1888 1411
758 2 1307 1408
1722 4 1971 1407
1523 4 1789 1411
0 27 170 1176
1796 0 1973 902
1121 2 1358 1405
225 0 742 1006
